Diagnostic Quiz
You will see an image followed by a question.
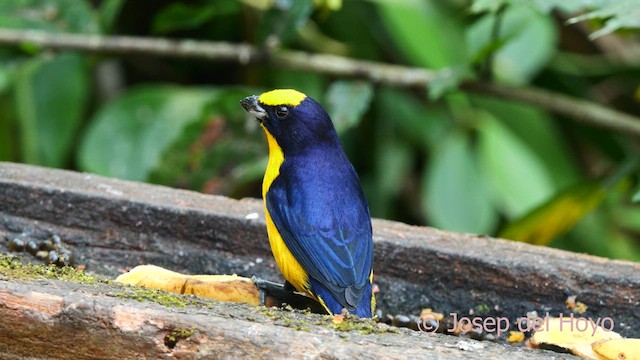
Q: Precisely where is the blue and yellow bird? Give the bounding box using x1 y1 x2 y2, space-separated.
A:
240 89 375 318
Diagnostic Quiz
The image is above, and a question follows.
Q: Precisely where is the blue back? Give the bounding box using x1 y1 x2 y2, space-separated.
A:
264 97 374 316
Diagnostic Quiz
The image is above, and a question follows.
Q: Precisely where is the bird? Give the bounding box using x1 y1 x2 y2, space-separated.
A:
240 89 375 318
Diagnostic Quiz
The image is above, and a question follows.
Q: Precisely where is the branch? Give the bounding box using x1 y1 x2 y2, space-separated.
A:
1 29 639 136
461 82 640 135
0 29 263 63
0 29 438 87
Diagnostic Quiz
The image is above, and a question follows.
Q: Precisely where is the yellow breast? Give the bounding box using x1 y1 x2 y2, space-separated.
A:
261 126 309 294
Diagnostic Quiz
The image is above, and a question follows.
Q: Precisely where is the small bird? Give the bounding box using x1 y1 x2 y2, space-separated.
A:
240 89 374 318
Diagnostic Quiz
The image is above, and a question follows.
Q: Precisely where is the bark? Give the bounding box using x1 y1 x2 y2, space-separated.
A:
0 277 573 359
1 162 638 358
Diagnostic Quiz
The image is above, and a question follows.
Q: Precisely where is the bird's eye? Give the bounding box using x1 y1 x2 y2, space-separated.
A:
275 106 289 119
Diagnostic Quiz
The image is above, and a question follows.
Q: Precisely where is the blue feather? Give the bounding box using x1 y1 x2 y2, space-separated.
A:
251 93 374 317
266 143 373 314
309 277 372 318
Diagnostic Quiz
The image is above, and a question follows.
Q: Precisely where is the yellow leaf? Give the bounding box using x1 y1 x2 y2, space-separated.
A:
116 265 260 305
507 331 525 343
500 181 605 245
574 302 588 315
593 338 640 360
530 316 621 358
420 308 444 321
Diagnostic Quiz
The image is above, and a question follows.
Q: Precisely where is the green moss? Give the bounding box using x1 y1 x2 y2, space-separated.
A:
164 327 197 348
168 326 196 340
113 285 219 309
329 315 399 335
282 316 311 331
256 306 316 332
255 305 397 335
0 255 397 336
0 255 215 310
113 287 190 308
257 307 284 318
0 254 98 284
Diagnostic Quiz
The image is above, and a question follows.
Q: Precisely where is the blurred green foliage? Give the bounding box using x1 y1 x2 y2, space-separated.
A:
0 0 639 262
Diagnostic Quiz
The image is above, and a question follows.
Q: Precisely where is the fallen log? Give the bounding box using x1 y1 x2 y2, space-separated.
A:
0 262 573 359
1 162 638 358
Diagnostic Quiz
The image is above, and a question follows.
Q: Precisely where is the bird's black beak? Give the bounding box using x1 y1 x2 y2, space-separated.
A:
240 95 267 122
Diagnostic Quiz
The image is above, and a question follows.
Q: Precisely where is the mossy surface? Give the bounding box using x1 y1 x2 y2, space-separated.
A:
0 254 98 284
257 307 313 332
170 326 196 339
164 326 197 348
0 254 218 310
330 316 399 335
257 306 398 335
112 285 218 309
1 254 399 337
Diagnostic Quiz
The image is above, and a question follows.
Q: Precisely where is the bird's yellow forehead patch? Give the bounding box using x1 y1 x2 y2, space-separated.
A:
259 89 307 107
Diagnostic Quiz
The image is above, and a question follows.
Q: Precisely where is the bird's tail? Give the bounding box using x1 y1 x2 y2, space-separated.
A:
310 279 374 318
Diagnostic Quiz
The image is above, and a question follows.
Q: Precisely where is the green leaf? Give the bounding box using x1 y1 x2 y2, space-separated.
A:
326 80 373 134
377 0 468 69
500 181 606 245
428 66 471 100
469 0 507 13
152 3 217 34
0 66 11 93
0 56 20 161
567 1 640 39
375 87 449 149
563 207 640 262
471 95 579 189
14 53 89 167
471 0 640 39
99 0 125 33
365 117 414 219
149 88 266 194
0 95 18 161
257 0 314 46
296 22 349 56
315 1 379 59
613 205 640 232
377 140 412 198
422 131 497 234
78 86 218 181
314 0 343 13
265 69 325 102
633 186 640 203
606 231 640 262
470 0 592 15
467 5 557 85
0 0 99 33
478 113 555 217
226 156 269 191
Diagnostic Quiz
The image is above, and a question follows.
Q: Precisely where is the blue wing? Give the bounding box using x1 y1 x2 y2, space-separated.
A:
266 155 373 312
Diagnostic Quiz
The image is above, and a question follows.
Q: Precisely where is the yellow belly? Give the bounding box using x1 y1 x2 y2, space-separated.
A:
261 127 309 294
264 206 309 293
260 126 375 315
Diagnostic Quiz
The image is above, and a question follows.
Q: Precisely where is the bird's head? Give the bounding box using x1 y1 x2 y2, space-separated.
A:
240 89 339 154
